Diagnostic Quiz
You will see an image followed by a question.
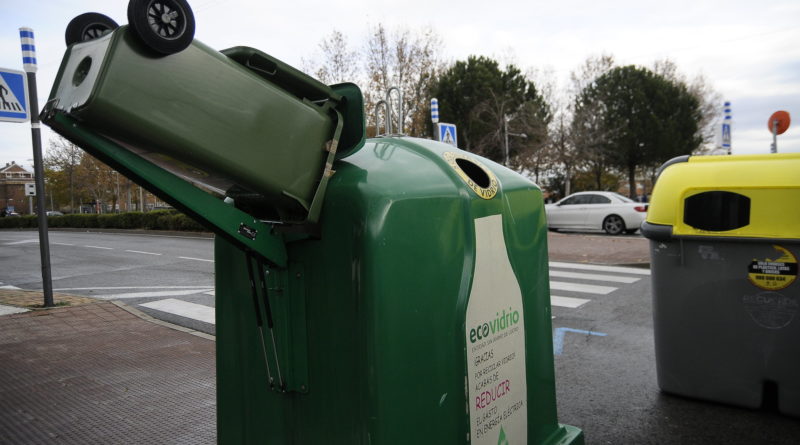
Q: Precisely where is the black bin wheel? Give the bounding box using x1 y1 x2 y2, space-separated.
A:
127 0 195 55
65 13 119 46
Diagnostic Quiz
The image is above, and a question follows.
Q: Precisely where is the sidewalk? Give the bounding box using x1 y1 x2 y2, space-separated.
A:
547 231 650 266
0 232 646 444
0 293 216 444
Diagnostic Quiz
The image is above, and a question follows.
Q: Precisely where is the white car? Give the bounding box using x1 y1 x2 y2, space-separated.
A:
545 191 648 235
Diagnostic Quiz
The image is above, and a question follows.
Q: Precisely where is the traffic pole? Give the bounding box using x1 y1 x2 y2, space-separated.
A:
430 97 439 139
20 27 54 307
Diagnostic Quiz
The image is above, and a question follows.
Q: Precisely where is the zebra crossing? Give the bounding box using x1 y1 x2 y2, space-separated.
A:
0 262 648 325
128 261 649 328
549 262 649 310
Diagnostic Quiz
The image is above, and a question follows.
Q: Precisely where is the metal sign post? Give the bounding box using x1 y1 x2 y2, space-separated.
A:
721 101 732 155
430 98 439 139
20 27 54 307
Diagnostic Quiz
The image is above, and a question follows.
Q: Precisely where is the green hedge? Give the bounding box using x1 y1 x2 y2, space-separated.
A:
0 210 206 232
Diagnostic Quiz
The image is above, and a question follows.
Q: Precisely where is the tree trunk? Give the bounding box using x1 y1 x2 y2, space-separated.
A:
628 164 637 199
594 164 603 190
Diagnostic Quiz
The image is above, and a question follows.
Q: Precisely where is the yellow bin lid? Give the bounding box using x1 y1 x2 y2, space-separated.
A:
647 153 800 239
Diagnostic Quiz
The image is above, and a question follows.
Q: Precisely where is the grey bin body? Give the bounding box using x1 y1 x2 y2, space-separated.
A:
649 238 800 416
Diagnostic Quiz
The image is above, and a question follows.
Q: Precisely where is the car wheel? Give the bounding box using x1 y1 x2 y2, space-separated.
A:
65 13 119 46
603 215 625 236
127 0 195 55
548 227 559 232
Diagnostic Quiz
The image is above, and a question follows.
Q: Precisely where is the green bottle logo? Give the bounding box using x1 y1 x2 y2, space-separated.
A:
497 425 509 445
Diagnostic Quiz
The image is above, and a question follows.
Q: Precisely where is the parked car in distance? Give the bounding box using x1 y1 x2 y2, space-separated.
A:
545 191 648 235
46 211 64 216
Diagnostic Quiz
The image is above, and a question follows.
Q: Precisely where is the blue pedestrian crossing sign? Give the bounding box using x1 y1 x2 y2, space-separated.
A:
721 122 731 149
0 68 29 123
436 122 457 147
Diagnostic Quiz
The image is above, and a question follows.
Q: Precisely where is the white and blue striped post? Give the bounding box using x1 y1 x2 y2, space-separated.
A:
20 27 54 307
721 101 732 155
430 98 439 139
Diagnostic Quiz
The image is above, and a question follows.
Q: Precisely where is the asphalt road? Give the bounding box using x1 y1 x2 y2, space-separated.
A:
2 229 799 443
0 230 216 333
551 263 800 444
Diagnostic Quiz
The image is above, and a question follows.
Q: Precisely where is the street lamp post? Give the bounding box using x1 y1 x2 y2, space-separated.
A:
503 115 527 167
113 171 120 213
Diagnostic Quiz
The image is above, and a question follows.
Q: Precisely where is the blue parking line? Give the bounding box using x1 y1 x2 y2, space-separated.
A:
553 327 607 355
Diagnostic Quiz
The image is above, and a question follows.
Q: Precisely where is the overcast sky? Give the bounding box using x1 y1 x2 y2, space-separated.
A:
1 0 798 170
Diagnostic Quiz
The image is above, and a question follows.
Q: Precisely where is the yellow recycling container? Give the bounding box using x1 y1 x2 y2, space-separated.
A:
642 152 800 417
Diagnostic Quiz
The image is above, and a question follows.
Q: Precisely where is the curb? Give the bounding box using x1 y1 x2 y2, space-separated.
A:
111 300 216 342
613 263 651 269
1 227 214 239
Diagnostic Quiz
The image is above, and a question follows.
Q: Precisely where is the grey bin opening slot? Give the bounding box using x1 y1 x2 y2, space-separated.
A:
684 191 751 231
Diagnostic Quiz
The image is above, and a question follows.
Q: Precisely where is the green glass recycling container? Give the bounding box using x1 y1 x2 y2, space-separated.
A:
215 137 584 444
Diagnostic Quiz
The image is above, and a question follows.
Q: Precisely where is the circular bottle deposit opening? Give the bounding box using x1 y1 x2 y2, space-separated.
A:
72 56 92 87
455 157 491 189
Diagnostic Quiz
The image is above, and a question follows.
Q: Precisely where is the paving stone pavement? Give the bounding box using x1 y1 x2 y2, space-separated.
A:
0 301 215 444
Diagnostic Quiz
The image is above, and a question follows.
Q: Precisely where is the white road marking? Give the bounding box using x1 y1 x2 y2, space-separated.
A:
203 290 215 296
549 261 650 275
0 285 22 290
95 289 213 300
0 304 28 316
4 239 38 245
550 281 617 295
178 256 214 262
85 245 113 250
52 242 74 246
140 298 215 325
125 250 161 256
55 286 213 291
550 295 590 308
549 270 639 283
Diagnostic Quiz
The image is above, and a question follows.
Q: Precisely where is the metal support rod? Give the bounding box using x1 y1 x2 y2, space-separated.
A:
374 100 388 136
386 86 402 135
257 258 284 391
246 253 274 387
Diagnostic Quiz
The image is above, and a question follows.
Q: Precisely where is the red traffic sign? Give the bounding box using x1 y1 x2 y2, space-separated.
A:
768 110 791 135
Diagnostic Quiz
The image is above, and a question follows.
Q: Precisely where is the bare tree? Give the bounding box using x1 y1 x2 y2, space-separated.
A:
75 154 116 213
302 30 360 85
568 55 619 190
45 137 83 212
653 58 722 154
363 24 443 137
549 106 577 197
518 67 557 182
568 54 615 100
